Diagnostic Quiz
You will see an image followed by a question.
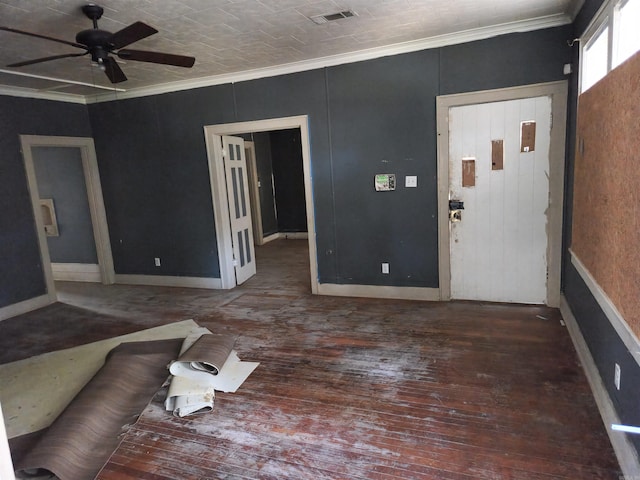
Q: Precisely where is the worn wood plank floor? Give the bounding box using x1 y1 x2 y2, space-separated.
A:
2 239 620 479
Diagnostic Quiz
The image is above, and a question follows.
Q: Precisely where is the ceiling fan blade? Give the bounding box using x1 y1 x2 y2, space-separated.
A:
0 26 85 49
117 49 195 68
102 57 127 83
108 21 158 49
7 52 88 68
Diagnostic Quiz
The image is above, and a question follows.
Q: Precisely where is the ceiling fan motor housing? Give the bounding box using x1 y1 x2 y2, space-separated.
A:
75 29 113 61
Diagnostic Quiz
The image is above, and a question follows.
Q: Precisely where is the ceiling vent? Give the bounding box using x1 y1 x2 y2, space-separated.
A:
309 10 356 25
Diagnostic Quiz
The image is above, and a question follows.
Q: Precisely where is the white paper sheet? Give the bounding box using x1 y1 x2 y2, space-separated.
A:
165 374 215 417
169 349 259 393
165 331 259 416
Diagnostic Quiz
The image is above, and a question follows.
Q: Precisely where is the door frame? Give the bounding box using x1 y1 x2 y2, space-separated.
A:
244 141 265 246
21 135 115 299
203 115 318 293
436 81 567 307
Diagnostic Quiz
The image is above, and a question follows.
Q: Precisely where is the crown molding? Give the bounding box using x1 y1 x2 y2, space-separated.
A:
0 85 88 104
1 13 573 104
0 69 127 104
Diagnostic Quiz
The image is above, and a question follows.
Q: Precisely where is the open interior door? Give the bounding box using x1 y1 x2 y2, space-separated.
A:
222 135 256 285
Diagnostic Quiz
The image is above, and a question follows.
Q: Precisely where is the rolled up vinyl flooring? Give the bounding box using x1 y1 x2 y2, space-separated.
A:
15 339 183 480
170 333 236 377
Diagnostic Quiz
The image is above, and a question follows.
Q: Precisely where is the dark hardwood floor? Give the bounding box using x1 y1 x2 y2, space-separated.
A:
2 239 621 479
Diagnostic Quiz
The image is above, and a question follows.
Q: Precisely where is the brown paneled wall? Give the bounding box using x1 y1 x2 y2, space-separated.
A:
572 51 640 334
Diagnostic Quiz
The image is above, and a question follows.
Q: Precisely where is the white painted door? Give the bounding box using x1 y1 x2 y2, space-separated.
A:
448 96 552 304
222 135 256 284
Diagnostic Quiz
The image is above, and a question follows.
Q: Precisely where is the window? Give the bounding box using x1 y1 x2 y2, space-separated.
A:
614 0 640 67
582 25 609 92
580 0 640 93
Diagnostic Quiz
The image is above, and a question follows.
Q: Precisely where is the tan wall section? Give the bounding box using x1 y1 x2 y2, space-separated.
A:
572 51 640 334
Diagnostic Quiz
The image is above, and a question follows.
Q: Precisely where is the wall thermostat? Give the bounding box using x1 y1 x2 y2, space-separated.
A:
375 174 396 191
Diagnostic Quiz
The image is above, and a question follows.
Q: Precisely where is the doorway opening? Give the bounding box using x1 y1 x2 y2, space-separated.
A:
20 135 115 301
242 128 308 246
203 116 318 293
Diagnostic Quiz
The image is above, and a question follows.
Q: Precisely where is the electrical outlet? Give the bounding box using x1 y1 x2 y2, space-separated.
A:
154 257 161 267
614 363 621 390
381 262 389 274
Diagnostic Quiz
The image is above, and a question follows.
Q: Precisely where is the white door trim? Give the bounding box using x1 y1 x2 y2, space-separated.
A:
436 81 567 306
203 116 318 293
0 403 15 480
20 135 115 293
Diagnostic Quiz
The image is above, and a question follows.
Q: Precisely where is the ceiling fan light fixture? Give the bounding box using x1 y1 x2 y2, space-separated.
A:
1 3 195 84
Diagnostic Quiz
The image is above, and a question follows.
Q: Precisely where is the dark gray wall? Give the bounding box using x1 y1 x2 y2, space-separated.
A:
564 263 640 454
252 132 278 236
326 49 440 286
87 85 236 277
85 26 571 287
0 96 91 308
2 25 574 309
33 146 98 264
440 27 574 94
562 0 640 457
270 129 306 233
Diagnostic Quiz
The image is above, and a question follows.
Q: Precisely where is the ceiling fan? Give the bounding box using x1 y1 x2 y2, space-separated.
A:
0 3 196 84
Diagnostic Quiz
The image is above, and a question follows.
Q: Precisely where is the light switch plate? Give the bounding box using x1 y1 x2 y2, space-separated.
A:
405 175 417 188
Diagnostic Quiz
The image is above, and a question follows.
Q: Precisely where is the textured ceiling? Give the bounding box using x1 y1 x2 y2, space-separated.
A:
0 0 583 100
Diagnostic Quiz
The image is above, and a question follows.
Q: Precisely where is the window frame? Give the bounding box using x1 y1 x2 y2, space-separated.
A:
612 0 640 67
579 0 639 93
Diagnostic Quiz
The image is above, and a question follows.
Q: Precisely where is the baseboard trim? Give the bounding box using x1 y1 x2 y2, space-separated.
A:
261 233 280 244
261 232 308 244
570 250 640 368
317 283 440 301
51 263 101 283
115 274 223 290
280 232 308 240
560 295 640 477
0 294 54 322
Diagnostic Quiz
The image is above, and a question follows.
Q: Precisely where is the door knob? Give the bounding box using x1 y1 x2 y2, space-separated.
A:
449 200 463 222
